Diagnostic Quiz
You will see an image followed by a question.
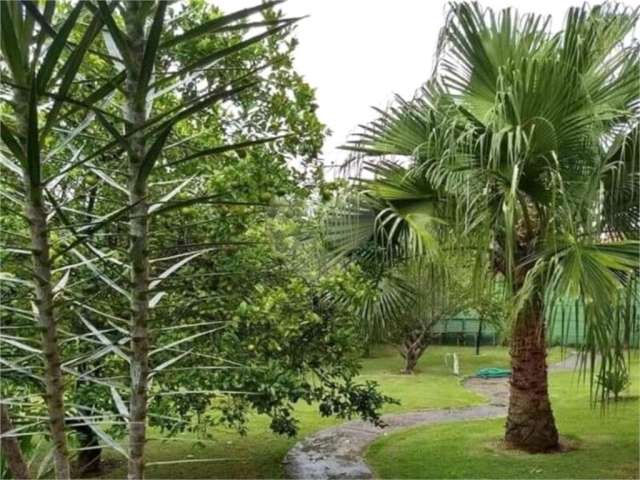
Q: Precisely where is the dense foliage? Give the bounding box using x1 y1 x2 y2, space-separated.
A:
0 2 389 478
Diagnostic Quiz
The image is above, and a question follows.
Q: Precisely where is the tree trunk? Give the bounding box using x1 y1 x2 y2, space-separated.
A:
401 345 421 374
15 85 71 480
505 299 559 452
1 405 30 480
74 424 101 476
400 332 427 374
124 3 150 478
475 319 483 355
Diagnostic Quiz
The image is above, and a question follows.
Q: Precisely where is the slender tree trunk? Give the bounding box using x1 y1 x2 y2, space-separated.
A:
123 3 150 478
1 404 30 480
15 86 71 480
505 298 559 452
475 319 483 355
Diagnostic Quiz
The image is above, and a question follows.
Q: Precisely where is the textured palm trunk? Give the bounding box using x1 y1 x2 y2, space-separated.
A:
505 298 559 452
1 404 30 479
123 3 150 478
15 87 71 480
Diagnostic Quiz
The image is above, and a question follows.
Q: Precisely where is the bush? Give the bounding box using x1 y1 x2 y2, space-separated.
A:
598 370 630 401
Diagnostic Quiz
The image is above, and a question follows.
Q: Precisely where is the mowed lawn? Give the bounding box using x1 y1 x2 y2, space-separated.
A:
366 358 640 479
94 345 573 479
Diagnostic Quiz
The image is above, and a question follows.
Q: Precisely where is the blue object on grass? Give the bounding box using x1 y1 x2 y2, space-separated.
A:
476 367 511 378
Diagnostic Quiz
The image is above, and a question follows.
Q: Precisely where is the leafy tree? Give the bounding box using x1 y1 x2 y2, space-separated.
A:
333 253 471 374
330 2 639 453
2 3 390 479
392 260 469 374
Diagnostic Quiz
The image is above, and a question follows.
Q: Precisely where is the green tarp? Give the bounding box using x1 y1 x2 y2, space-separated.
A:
476 367 511 378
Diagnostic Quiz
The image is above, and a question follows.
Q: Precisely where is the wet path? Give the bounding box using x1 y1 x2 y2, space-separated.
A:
283 355 577 479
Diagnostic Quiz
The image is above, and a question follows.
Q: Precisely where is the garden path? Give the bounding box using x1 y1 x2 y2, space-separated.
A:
283 354 579 479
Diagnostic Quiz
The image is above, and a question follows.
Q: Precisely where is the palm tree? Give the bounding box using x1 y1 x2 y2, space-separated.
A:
332 2 639 452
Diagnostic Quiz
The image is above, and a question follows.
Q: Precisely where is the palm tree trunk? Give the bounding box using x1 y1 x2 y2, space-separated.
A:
1 404 30 480
123 3 150 478
15 86 71 480
505 298 559 452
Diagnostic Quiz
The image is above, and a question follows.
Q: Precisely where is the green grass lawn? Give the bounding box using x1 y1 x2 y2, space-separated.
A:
94 345 523 479
366 359 640 479
87 346 581 479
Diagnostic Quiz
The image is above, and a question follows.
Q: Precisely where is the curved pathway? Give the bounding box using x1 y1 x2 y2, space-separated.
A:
283 355 578 479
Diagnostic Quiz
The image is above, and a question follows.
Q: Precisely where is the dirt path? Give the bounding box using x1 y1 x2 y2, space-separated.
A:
283 354 578 479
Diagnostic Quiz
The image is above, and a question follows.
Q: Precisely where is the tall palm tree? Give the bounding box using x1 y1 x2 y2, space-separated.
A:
332 2 639 452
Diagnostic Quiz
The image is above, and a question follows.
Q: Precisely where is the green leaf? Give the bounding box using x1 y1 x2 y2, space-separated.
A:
162 134 290 169
94 111 130 153
42 6 105 136
46 70 262 184
51 199 144 261
0 2 26 85
161 0 285 48
148 197 263 218
0 151 22 175
154 80 259 132
29 0 55 71
151 19 298 90
95 1 135 71
137 1 167 101
60 71 127 123
135 124 172 188
0 121 26 167
20 0 57 38
36 1 85 92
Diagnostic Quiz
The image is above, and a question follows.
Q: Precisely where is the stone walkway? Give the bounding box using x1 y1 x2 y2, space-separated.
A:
283 355 578 479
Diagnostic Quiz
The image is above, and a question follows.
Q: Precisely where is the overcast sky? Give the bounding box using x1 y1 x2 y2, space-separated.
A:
218 0 640 175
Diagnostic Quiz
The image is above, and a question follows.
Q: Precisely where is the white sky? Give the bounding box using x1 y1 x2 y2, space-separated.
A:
218 0 640 176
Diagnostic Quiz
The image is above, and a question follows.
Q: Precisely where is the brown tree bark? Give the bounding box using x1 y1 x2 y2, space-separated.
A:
15 84 71 480
401 345 421 374
505 298 559 452
400 331 427 374
0 404 30 480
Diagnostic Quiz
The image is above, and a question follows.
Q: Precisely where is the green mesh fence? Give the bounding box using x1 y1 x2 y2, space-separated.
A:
433 299 640 348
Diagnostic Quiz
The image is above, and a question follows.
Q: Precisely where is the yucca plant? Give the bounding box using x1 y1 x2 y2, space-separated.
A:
332 2 639 452
0 2 107 476
2 1 300 477
87 1 299 477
